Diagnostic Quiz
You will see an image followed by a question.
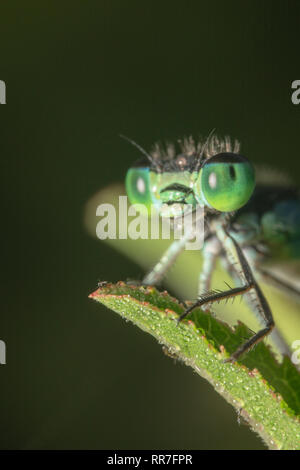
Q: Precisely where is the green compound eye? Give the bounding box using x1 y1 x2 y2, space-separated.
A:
199 153 255 212
125 159 157 214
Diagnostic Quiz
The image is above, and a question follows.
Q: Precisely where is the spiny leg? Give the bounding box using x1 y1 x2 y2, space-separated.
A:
178 225 274 362
227 279 274 362
178 284 253 321
221 248 291 357
254 267 300 353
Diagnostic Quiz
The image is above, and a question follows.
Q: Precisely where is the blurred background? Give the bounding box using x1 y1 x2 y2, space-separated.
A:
1 0 300 450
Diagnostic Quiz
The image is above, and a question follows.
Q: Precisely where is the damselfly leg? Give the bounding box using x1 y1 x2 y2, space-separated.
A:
177 226 275 362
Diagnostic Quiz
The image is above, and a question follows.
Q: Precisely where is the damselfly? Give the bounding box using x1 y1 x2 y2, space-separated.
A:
124 133 300 363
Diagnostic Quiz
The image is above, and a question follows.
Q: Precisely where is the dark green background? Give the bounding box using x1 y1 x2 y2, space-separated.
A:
1 0 300 449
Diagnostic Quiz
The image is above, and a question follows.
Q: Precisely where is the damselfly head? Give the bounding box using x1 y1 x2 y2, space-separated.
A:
124 134 256 216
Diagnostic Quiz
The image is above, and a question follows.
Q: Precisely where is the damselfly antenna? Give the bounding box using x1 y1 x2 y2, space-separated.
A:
120 134 161 171
193 128 216 173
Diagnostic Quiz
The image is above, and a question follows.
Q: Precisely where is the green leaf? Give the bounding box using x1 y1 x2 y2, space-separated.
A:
89 282 300 450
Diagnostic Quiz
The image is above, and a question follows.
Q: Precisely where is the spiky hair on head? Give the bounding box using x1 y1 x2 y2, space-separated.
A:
205 135 241 158
149 135 241 172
